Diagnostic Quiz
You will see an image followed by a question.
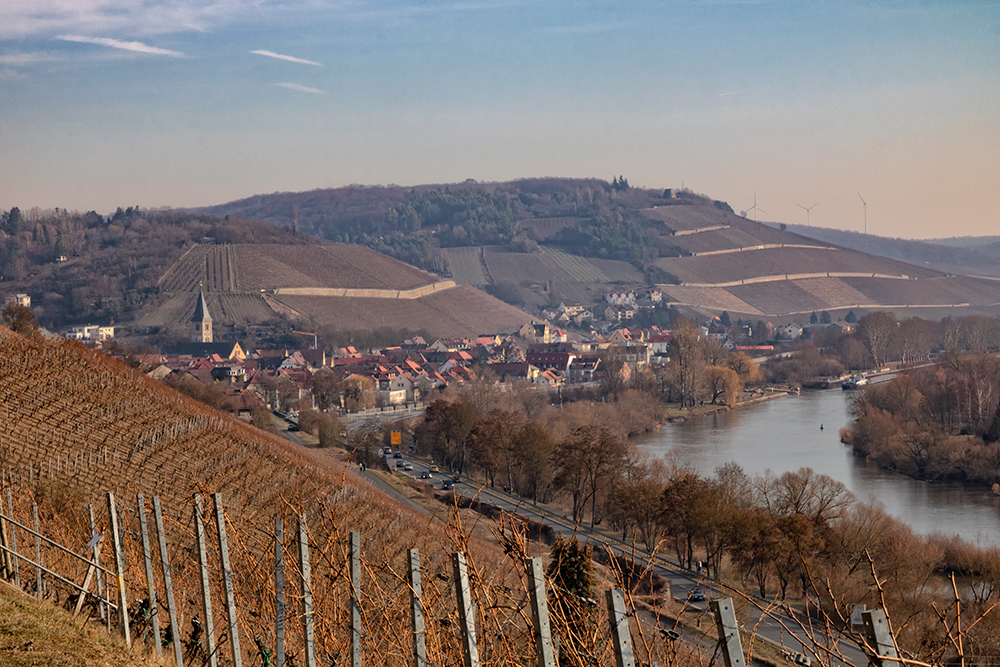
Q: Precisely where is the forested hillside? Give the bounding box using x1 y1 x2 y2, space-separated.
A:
195 178 709 272
0 206 311 328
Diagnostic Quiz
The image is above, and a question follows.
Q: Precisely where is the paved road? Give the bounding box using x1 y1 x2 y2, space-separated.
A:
389 453 872 667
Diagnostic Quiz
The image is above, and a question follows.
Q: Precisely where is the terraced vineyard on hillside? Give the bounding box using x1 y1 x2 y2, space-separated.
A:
143 242 534 335
0 327 561 667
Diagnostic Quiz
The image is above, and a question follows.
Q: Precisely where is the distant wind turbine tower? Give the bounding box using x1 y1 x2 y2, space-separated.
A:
746 193 766 222
857 193 868 234
796 202 819 225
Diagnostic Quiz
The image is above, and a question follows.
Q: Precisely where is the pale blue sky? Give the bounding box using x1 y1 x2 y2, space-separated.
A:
1 1 997 238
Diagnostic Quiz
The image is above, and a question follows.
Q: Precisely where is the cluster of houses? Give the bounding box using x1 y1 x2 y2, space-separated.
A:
134 299 687 415
538 288 664 329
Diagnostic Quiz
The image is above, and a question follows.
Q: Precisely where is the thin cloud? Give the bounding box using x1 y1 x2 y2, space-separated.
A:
274 82 325 95
57 35 184 57
0 51 62 66
252 50 322 66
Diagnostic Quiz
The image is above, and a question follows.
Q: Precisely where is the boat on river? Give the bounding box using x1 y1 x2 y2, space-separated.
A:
842 374 869 390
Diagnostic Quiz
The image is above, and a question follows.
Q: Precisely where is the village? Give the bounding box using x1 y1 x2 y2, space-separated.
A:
107 288 806 420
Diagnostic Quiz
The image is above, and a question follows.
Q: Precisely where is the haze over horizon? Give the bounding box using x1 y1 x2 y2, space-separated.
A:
1 1 997 240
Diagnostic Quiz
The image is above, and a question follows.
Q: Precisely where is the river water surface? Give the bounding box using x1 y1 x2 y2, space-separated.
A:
633 389 1000 546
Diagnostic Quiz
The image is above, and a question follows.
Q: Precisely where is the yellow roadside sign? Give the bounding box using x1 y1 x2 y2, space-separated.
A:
391 430 401 445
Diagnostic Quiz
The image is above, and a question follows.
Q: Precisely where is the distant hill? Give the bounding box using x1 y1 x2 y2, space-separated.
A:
194 180 1000 321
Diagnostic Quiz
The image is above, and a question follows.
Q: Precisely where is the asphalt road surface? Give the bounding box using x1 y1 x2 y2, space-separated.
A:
387 452 872 667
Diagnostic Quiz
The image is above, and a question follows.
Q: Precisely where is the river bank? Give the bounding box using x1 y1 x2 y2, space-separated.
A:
662 388 792 423
633 388 1000 545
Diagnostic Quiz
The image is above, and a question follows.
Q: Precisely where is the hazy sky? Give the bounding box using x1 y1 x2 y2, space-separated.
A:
1 1 997 239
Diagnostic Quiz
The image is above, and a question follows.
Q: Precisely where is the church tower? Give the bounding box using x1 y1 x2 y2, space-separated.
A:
191 287 213 343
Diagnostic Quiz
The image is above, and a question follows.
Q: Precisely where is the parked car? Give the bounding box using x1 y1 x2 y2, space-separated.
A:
287 422 299 432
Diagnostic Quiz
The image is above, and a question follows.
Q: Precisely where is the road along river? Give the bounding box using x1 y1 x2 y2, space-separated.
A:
633 388 1000 546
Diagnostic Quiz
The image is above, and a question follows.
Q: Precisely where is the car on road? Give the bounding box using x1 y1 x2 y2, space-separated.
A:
442 479 454 490
451 475 461 483
287 422 299 432
429 465 440 473
420 471 432 479
395 460 405 468
687 588 706 602
393 452 402 459
404 463 414 471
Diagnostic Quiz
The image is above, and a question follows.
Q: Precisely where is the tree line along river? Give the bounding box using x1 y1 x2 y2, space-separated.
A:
633 388 1000 547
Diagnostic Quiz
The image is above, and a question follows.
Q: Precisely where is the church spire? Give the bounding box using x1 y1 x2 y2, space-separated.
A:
191 285 213 343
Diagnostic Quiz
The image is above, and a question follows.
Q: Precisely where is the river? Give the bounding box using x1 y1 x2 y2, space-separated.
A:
633 389 1000 546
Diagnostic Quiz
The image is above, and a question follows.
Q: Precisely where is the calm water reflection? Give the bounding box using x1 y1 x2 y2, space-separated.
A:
633 389 1000 546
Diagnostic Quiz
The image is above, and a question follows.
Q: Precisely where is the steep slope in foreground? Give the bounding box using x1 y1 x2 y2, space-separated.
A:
0 327 520 665
142 242 535 336
0 580 154 667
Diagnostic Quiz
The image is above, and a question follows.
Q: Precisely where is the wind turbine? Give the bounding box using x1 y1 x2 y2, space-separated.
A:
796 202 819 226
746 193 766 222
857 193 868 235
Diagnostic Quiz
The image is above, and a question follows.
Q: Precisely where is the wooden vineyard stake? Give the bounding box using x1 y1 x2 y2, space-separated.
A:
88 504 108 626
154 496 184 667
73 538 103 618
7 489 19 587
408 548 426 667
106 493 131 647
32 503 42 598
452 552 480 667
298 515 316 667
350 531 362 667
275 517 285 667
213 493 242 667
606 588 635 667
194 495 218 667
137 494 162 657
0 500 10 580
525 557 556 667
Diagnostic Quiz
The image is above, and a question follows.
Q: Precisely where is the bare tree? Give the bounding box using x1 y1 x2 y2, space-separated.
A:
858 310 898 368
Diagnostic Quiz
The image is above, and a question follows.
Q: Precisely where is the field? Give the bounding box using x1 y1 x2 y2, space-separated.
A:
159 243 439 294
274 285 533 337
653 246 941 285
483 248 563 284
137 292 279 327
658 285 763 315
641 204 733 232
727 280 831 315
442 247 489 285
515 216 584 241
538 247 609 282
792 277 873 309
